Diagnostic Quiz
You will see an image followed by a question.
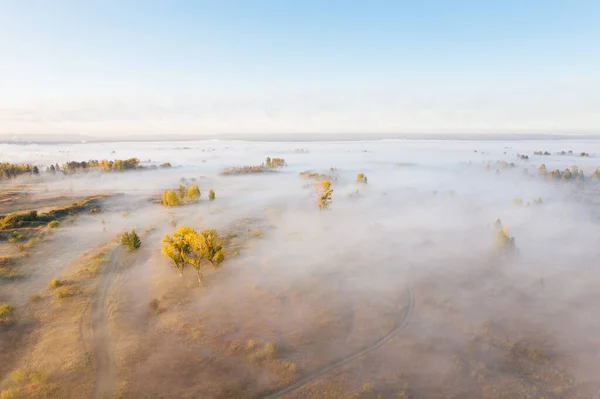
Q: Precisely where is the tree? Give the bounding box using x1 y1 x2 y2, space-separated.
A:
161 226 193 276
186 185 200 201
177 184 186 199
32 166 40 175
208 189 215 201
181 229 224 283
356 173 367 184
162 190 180 206
537 164 547 176
316 180 333 210
496 226 516 256
121 229 142 251
200 229 225 270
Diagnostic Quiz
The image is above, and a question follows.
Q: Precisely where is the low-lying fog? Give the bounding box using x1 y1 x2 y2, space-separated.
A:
3 138 600 397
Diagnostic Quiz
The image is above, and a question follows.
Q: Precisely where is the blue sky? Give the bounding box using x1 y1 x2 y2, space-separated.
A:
1 0 599 136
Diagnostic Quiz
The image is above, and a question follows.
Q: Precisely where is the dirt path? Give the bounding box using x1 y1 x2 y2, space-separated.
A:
91 245 124 399
261 286 414 399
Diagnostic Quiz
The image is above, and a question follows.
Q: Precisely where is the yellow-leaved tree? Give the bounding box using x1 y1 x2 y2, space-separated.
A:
186 185 200 201
316 180 333 210
161 226 193 276
182 228 225 283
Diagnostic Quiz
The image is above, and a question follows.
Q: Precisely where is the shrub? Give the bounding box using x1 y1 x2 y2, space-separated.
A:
8 232 24 243
30 293 42 303
56 286 76 299
148 299 160 313
0 388 19 399
160 162 172 168
0 303 15 324
120 230 142 251
48 279 63 289
208 189 215 201
47 220 60 228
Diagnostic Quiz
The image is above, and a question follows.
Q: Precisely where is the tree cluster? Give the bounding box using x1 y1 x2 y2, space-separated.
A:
0 162 39 180
161 183 208 206
299 170 335 181
120 229 142 251
534 151 551 156
161 226 225 283
265 157 286 168
61 158 140 173
537 164 585 181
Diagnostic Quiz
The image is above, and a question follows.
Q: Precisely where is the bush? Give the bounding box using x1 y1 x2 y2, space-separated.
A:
208 189 215 201
160 162 172 168
148 299 160 313
48 279 63 289
0 303 15 324
56 286 76 299
120 230 142 251
7 232 24 243
356 173 368 184
47 220 60 228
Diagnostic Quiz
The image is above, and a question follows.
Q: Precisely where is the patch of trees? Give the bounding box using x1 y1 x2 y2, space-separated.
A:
221 157 286 175
0 162 39 180
537 164 585 181
534 151 551 156
265 157 286 168
516 154 529 160
485 160 515 170
61 158 141 173
299 170 335 181
356 173 368 184
0 196 103 230
120 230 142 251
161 226 225 283
161 182 208 207
316 180 333 210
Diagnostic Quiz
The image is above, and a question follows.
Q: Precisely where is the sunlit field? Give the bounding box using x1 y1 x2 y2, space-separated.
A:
2 139 600 398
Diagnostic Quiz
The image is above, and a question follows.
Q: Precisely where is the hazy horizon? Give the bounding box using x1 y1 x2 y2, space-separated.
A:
1 1 599 137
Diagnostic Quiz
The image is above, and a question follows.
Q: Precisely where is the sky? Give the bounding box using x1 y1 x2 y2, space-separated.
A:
0 0 599 137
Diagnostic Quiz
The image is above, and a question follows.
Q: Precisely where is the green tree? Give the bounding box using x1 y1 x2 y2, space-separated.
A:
121 229 142 251
161 226 193 276
208 189 215 201
186 185 200 201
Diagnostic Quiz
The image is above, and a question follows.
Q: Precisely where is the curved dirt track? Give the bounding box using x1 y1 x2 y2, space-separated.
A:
261 285 415 399
91 245 124 399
